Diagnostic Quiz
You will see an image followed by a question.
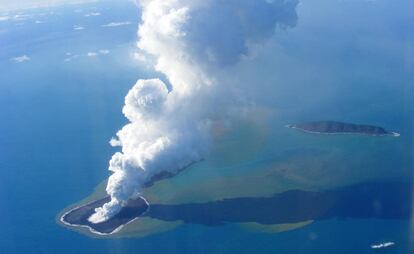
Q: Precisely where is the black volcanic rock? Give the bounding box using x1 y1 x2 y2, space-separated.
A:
61 161 200 234
287 121 398 136
62 196 149 234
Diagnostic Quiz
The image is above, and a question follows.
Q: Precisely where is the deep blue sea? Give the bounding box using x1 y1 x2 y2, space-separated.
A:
1 0 413 253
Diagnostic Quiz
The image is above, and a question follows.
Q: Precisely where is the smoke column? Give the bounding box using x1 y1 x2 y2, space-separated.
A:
89 0 298 223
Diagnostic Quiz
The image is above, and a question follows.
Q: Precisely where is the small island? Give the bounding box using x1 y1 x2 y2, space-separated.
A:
59 163 198 235
61 196 149 235
286 121 400 137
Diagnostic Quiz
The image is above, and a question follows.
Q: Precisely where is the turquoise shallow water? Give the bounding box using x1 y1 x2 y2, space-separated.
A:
1 0 413 253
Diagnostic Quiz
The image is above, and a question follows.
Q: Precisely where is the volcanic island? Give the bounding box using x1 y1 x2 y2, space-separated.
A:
59 166 191 235
286 121 400 137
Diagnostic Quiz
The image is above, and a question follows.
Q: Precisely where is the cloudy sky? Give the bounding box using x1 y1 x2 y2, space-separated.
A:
0 0 113 11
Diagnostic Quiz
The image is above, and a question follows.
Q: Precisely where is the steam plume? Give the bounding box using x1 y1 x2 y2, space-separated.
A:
89 0 298 224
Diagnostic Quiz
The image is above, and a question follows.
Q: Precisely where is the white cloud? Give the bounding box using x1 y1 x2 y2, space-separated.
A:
0 0 100 12
0 16 10 21
89 0 299 223
13 14 31 21
133 52 147 62
99 49 110 55
73 25 85 30
35 20 43 24
85 50 110 58
109 137 122 147
84 12 101 17
11 55 30 63
64 54 79 62
102 21 131 27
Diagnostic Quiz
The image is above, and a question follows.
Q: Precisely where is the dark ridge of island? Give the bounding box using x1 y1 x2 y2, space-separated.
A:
62 180 412 235
286 121 400 137
145 181 412 226
61 196 149 235
143 160 202 188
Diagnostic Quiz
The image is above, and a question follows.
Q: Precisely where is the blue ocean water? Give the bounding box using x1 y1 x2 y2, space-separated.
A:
0 0 413 253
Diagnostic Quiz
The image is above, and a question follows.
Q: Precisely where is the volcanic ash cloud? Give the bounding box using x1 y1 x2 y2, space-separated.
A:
89 0 298 224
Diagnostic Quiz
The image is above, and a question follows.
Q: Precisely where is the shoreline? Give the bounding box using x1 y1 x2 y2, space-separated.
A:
60 196 150 236
285 125 400 137
58 161 200 236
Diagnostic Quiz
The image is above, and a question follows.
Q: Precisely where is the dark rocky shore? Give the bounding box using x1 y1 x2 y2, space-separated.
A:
287 121 399 136
61 196 149 234
60 163 198 234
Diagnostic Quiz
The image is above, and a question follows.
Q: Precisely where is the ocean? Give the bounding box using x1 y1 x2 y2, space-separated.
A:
0 0 413 253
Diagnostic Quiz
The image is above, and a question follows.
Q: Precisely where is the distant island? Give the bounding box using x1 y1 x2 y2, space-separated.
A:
286 121 400 137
